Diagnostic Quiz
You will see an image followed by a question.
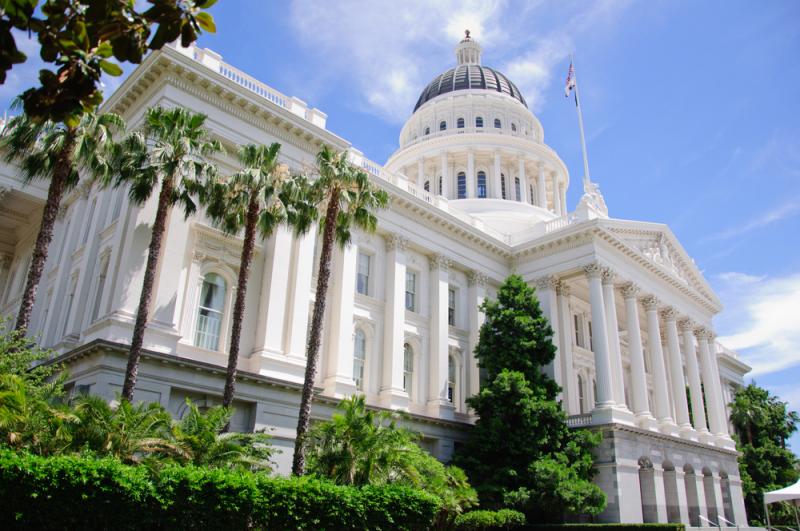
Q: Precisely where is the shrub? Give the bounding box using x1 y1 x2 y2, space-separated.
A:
523 525 684 531
455 508 527 529
0 449 439 530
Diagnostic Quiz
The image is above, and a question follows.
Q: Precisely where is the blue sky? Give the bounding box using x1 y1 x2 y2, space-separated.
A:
2 1 799 451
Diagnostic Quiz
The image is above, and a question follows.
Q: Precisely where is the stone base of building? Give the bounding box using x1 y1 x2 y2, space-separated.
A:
591 422 748 527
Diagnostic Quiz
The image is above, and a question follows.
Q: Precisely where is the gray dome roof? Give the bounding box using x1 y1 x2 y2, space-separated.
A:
413 64 527 112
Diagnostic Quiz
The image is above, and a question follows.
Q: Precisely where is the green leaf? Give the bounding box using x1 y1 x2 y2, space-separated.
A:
195 12 216 33
199 0 219 8
99 60 123 76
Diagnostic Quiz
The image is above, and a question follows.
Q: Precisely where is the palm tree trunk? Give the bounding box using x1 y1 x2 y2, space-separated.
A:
292 190 340 476
14 130 77 333
121 176 174 402
221 195 260 419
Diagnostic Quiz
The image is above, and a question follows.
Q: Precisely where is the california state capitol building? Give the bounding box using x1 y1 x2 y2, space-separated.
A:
0 32 752 526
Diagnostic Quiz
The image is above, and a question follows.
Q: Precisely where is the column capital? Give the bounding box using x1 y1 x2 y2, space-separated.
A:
640 294 660 311
384 233 409 252
556 281 571 297
467 270 488 287
678 318 696 333
620 282 640 299
694 327 713 341
534 275 559 291
660 306 681 322
429 252 452 272
601 267 616 286
583 261 605 279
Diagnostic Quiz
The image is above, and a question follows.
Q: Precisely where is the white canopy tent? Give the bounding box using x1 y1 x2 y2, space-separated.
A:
764 480 800 530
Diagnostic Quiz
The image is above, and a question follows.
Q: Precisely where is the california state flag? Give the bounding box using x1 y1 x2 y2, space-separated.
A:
565 62 576 97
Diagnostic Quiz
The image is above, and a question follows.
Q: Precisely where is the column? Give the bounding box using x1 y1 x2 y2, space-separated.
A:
322 243 358 397
466 150 475 198
492 151 502 199
467 270 487 400
417 158 424 185
535 276 562 392
560 183 567 215
428 253 454 419
536 162 547 209
707 331 732 440
621 283 655 427
552 171 562 216
679 319 709 436
556 282 579 414
440 151 449 197
286 227 317 361
518 156 529 204
642 295 676 432
583 263 614 411
663 308 693 435
696 328 726 438
253 225 293 357
601 269 626 409
380 233 409 409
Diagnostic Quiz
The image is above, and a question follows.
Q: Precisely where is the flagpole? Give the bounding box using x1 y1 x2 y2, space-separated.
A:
571 54 592 190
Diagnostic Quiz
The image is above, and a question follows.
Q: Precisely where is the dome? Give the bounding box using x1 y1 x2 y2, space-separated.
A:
413 64 527 112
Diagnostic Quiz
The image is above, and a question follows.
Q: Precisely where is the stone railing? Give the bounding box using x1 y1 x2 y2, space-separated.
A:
403 126 539 148
566 413 594 428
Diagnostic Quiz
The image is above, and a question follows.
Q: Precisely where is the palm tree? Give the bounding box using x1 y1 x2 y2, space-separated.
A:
291 146 388 476
201 143 315 416
0 110 123 332
112 107 221 402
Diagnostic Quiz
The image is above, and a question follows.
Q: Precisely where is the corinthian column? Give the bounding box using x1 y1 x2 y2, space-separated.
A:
552 171 562 216
537 162 547 209
428 253 455 419
380 234 409 409
641 295 677 433
467 270 487 400
557 282 579 414
440 151 449 197
466 150 475 198
601 269 627 409
493 151 502 199
679 319 709 436
583 262 614 409
518 156 529 204
621 283 656 428
696 328 726 438
662 307 693 435
535 275 562 392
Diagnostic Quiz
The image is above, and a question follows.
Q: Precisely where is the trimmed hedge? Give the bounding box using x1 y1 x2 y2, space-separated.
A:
523 526 685 531
0 449 438 530
455 509 527 529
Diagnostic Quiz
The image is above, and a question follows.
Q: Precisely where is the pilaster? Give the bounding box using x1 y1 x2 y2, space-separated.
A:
467 270 487 401
428 253 455 419
380 233 409 409
322 243 358 397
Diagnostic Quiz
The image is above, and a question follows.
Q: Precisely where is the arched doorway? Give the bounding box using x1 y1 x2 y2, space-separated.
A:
703 467 718 524
720 471 735 524
683 464 701 527
639 457 658 523
662 460 681 523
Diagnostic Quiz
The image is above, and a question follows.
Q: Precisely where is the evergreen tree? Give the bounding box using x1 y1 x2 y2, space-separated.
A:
453 275 605 522
729 383 799 525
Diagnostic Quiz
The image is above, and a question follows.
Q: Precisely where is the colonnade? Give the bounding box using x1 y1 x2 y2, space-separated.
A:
535 261 732 445
405 149 567 215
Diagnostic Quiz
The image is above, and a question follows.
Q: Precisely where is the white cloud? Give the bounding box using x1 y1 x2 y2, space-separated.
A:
715 272 800 376
288 0 631 122
704 198 800 242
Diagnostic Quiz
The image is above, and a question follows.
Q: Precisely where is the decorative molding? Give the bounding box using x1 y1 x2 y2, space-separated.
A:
678 319 695 333
640 294 660 311
384 233 409 252
620 282 640 299
534 275 559 291
661 306 680 322
556 281 571 297
428 252 452 272
467 270 488 287
583 261 604 279
694 327 713 341
601 267 616 286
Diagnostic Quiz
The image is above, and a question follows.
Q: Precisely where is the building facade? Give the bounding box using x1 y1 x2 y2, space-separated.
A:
0 34 749 526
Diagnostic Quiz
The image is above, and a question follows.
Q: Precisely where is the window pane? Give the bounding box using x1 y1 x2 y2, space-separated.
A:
405 271 416 311
448 288 456 326
357 253 370 295
353 330 366 390
403 343 413 394
457 172 466 199
477 171 487 198
195 274 226 350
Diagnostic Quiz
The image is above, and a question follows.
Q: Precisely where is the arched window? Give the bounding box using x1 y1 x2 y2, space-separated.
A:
403 343 414 394
457 117 465 129
439 121 447 131
424 126 430 135
500 173 506 199
529 184 535 205
353 329 366 390
511 123 517 132
475 116 483 128
494 118 501 128
424 180 430 192
477 171 487 198
639 458 658 523
457 172 466 199
578 375 586 413
514 177 521 201
195 273 226 350
448 355 456 403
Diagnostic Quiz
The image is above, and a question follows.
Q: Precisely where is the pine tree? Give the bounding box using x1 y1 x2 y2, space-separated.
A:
453 275 606 522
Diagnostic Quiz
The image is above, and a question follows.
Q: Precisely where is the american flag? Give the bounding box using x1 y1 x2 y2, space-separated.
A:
565 61 576 98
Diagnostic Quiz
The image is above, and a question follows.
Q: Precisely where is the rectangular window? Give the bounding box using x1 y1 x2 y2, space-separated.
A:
62 274 78 337
448 287 456 326
356 252 371 296
405 271 416 311
91 257 109 322
588 321 594 351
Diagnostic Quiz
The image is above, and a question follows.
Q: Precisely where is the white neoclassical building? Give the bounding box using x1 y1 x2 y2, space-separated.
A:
0 33 750 526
